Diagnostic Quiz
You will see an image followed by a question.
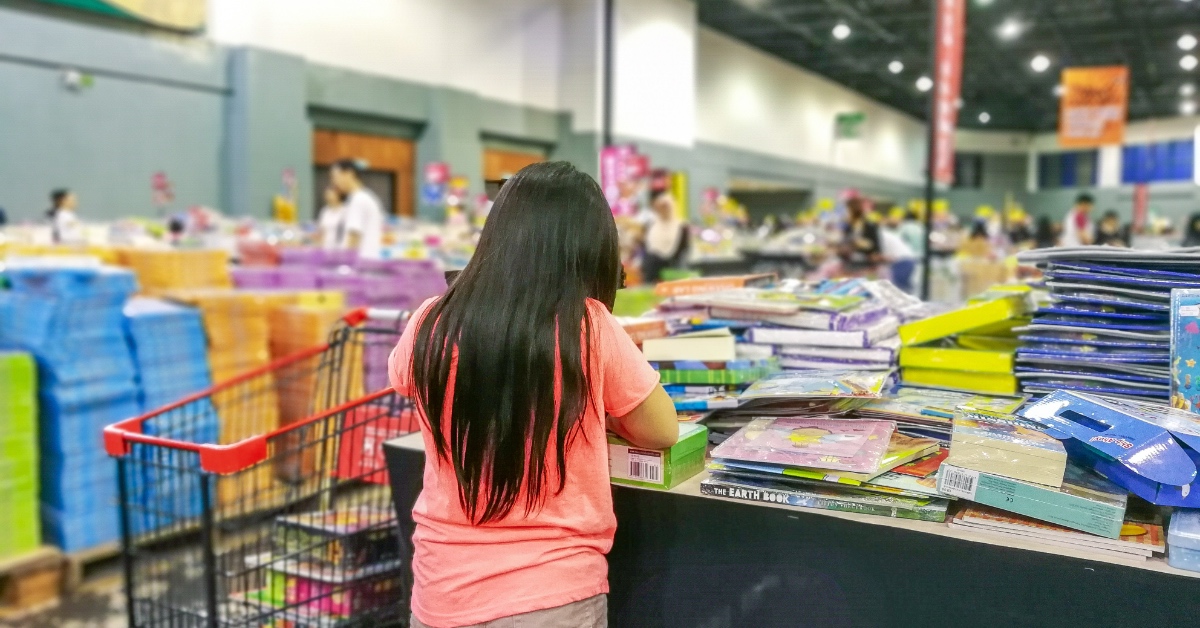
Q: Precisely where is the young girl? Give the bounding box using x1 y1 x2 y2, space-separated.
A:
389 162 678 628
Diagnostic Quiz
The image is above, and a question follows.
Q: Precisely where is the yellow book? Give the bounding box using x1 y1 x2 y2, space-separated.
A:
901 368 1020 396
899 294 1029 346
900 337 1019 374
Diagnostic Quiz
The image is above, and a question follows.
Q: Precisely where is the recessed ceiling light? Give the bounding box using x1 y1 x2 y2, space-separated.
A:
1031 54 1051 72
889 60 904 74
916 76 933 92
1184 55 1200 71
998 18 1022 40
832 23 851 40
1181 34 1199 51
979 112 991 123
1183 84 1198 97
1054 84 1066 97
1183 101 1198 116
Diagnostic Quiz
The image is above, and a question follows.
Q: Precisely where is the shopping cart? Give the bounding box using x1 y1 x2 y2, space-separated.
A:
104 308 415 628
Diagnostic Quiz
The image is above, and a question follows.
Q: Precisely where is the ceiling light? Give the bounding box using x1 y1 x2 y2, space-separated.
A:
1054 84 1066 97
1181 34 1199 51
979 112 991 124
889 60 904 74
1031 54 1051 72
1183 84 1197 97
832 23 851 40
916 76 933 92
1184 55 1199 71
998 18 1022 40
1183 101 1198 116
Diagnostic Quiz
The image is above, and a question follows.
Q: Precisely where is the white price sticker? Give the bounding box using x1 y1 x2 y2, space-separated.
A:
1180 305 1200 318
939 466 979 500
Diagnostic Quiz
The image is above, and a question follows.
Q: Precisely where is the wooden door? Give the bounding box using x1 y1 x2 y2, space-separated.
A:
483 149 545 182
313 130 415 217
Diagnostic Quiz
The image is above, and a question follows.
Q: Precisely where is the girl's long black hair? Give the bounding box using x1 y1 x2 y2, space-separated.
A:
410 161 621 524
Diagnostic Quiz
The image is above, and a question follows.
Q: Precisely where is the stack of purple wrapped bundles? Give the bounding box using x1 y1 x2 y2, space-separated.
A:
354 257 447 310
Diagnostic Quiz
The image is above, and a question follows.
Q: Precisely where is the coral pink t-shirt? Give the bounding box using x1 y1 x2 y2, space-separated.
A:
388 297 660 628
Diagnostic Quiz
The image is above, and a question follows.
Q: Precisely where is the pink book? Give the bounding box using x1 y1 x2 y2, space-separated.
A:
711 417 896 473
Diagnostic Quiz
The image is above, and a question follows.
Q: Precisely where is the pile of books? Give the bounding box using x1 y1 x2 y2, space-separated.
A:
897 288 1030 395
119 248 232 295
1014 247 1195 402
0 263 140 551
702 412 949 522
125 297 213 410
0 352 40 558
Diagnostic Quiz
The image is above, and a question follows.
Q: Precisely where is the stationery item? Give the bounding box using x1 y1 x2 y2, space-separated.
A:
700 475 950 522
937 463 1128 538
946 412 1067 487
1171 289 1200 412
1018 246 1200 264
273 508 400 571
642 328 737 361
663 384 730 395
652 358 778 385
778 357 893 371
1045 281 1171 302
1045 268 1200 291
1016 323 1169 341
899 337 1018 374
671 392 742 412
1020 391 1200 506
864 470 944 498
676 288 863 314
777 337 900 363
860 387 1028 424
1051 291 1170 313
1013 366 1169 386
1015 372 1169 392
710 417 895 474
1050 260 1200 281
898 294 1029 346
892 447 949 478
1015 356 1169 379
709 302 888 331
736 343 777 360
617 317 669 345
1017 332 1170 350
951 505 1164 561
654 274 776 297
1035 304 1167 321
746 316 899 348
608 424 708 490
739 370 891 401
1167 509 1200 573
1016 345 1168 363
712 432 938 484
1031 315 1167 332
901 368 1019 395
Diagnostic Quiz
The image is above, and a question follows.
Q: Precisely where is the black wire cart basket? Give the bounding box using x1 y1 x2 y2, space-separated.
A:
104 308 414 627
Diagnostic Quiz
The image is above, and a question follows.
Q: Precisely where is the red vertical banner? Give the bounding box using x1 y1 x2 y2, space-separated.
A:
932 0 966 185
1132 183 1149 232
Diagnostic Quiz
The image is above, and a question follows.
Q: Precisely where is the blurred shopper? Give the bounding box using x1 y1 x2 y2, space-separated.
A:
1007 210 1034 249
46 188 83 244
1095 210 1129 247
1060 193 1095 247
838 198 882 270
1182 212 1200 247
895 209 926 257
1035 216 1058 249
317 186 347 250
641 191 688 282
958 223 994 260
880 227 917 293
330 159 384 259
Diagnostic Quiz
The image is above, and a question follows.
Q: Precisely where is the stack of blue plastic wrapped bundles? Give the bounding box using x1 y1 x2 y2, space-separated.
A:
0 262 139 552
123 297 218 533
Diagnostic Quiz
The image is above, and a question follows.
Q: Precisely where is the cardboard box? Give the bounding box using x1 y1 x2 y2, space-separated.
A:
609 424 707 490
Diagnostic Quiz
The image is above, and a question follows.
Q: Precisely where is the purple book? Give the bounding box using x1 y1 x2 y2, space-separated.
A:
711 417 895 473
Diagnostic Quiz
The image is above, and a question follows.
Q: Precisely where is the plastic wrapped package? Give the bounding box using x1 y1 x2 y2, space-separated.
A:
710 417 896 474
944 411 1067 487
1168 510 1200 572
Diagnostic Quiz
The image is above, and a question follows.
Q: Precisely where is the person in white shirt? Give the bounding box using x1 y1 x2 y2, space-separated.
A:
330 159 385 259
641 191 687 282
1059 193 1095 248
316 186 346 250
47 188 83 244
880 223 918 293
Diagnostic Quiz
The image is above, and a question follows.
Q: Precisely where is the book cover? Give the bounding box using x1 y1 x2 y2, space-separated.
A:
899 341 1016 374
954 504 1164 556
746 316 899 348
642 328 737 362
947 413 1067 487
865 470 943 498
778 336 900 363
700 476 949 522
898 295 1029 347
710 417 895 473
1171 289 1200 412
653 358 779 385
861 387 1028 424
654 274 776 298
901 368 1019 395
937 463 1127 538
739 370 891 401
778 357 894 371
712 432 936 484
677 288 864 313
892 447 949 478
616 317 668 345
671 391 743 412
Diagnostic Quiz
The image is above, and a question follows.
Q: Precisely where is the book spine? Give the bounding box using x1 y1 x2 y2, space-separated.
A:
699 480 946 522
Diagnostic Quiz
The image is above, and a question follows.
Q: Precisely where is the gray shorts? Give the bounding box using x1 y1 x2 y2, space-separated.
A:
410 594 607 628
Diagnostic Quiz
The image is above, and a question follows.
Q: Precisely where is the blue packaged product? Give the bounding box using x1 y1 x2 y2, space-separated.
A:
1168 509 1200 573
41 504 119 552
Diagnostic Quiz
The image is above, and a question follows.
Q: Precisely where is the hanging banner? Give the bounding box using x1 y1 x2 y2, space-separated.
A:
1058 66 1129 148
932 0 966 185
600 145 648 217
1132 183 1149 233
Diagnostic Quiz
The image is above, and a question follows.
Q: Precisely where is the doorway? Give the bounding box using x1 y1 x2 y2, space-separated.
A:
313 130 415 217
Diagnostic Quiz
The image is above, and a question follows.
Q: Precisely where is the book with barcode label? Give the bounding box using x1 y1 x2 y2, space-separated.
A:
700 476 949 522
937 462 1127 538
609 424 707 490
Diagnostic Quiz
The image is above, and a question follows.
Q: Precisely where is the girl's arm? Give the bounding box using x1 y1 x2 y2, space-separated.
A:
608 385 678 450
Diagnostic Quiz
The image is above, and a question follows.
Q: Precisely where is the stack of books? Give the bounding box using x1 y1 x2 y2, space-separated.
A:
0 352 40 558
119 248 232 295
1 263 140 551
857 385 1029 444
1014 247 1197 402
702 416 949 521
898 289 1031 395
125 297 213 410
949 504 1165 562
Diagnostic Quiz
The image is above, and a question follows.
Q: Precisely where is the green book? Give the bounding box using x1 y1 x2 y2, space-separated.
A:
609 424 708 490
701 476 949 522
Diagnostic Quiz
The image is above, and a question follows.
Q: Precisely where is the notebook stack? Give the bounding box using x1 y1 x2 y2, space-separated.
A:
857 385 1029 444
702 415 949 521
125 298 213 410
0 352 40 558
0 263 140 551
898 289 1031 395
1014 247 1199 402
119 248 232 295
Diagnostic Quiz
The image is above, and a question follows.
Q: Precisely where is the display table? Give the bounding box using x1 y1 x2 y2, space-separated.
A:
383 433 1200 626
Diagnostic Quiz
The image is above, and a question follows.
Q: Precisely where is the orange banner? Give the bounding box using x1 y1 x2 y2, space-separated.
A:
1058 66 1129 148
